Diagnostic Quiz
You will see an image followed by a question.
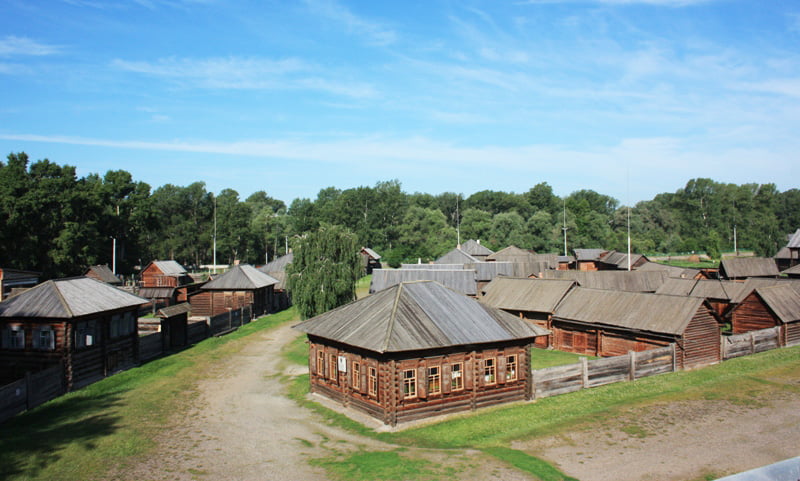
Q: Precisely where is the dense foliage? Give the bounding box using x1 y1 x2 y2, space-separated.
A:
1 152 798 279
286 225 361 319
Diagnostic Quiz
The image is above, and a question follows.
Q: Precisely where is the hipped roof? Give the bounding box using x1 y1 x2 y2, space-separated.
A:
553 287 707 336
0 277 146 319
203 264 278 290
259 252 294 272
729 278 800 304
147 260 188 276
85 264 121 284
481 278 576 313
294 280 549 354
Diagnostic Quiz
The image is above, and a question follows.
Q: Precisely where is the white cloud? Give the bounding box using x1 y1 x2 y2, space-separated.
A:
0 36 61 57
112 56 376 98
517 0 714 6
303 0 397 46
736 78 800 98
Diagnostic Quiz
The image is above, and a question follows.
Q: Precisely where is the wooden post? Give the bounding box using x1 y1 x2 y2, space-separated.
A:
628 350 636 381
25 371 32 411
750 331 755 354
671 343 677 372
580 357 588 388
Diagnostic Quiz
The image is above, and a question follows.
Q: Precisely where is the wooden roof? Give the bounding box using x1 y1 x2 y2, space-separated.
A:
370 269 477 296
720 257 780 279
468 262 515 282
460 239 494 257
636 261 701 279
0 268 41 281
138 287 175 299
553 287 707 336
775 246 793 260
294 280 549 354
755 285 800 323
485 245 546 265
144 260 188 276
260 252 294 272
573 248 607 261
787 229 800 249
781 264 800 276
0 277 146 319
203 265 278 290
598 250 647 270
401 263 463 270
655 278 743 301
729 278 800 304
538 270 668 292
157 302 192 318
361 247 381 260
435 248 479 265
481 278 576 314
85 264 121 284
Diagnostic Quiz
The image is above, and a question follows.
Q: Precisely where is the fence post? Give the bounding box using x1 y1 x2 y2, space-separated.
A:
671 343 677 372
629 350 636 381
750 331 756 354
25 371 32 411
580 357 588 388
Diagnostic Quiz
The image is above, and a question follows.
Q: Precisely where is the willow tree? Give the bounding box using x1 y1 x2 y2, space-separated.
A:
287 224 361 319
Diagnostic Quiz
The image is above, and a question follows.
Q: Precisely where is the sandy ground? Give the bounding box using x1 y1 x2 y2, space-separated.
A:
124 323 800 480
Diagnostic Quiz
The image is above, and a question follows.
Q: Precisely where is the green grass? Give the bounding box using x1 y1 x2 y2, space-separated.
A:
282 331 310 367
658 260 719 268
532 348 595 369
310 449 442 481
0 307 300 481
356 275 372 299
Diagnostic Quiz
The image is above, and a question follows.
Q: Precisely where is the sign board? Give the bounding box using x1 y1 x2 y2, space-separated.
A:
337 355 347 373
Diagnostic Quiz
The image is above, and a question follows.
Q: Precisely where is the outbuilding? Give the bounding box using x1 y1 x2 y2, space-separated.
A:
728 284 800 346
0 277 146 388
293 280 550 425
189 264 278 317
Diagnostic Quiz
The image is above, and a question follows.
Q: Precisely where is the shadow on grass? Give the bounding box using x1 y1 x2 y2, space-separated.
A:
0 389 125 479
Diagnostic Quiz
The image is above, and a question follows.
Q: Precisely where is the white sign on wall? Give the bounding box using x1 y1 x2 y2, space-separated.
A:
338 355 347 373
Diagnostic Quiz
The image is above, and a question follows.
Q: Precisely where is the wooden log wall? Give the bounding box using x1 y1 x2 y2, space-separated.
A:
682 310 721 369
731 292 778 334
785 323 800 347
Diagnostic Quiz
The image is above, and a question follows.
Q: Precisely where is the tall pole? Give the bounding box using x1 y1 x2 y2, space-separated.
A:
627 166 631 271
562 199 568 257
213 195 217 274
112 237 116 275
456 195 461 248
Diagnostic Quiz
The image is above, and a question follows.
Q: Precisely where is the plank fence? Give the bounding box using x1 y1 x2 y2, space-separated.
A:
532 345 676 399
139 332 164 362
722 327 782 360
0 365 64 424
208 306 253 336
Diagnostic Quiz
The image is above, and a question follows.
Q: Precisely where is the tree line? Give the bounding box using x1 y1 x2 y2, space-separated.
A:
1 152 798 279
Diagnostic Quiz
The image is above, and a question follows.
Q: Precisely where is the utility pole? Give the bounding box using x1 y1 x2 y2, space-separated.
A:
213 195 217 274
562 199 568 257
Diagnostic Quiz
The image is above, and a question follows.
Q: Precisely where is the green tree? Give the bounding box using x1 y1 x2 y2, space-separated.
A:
287 224 361 319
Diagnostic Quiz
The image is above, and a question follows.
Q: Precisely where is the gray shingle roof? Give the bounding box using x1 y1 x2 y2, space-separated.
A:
467 262 515 282
293 280 549 353
573 249 607 261
361 247 381 260
85 264 122 284
787 229 800 249
151 260 188 276
435 248 479 265
755 285 800 323
481 278 576 313
538 270 668 292
636 261 701 279
157 302 192 318
460 239 494 257
553 287 707 336
720 257 780 279
259 252 294 272
0 277 147 319
655 278 743 301
203 265 278 290
729 278 800 304
370 269 477 296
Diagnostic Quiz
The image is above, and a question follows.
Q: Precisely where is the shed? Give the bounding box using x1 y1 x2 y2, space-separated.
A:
189 264 278 317
360 247 382 275
781 264 800 279
727 278 800 305
139 260 194 288
480 278 576 348
370 269 477 296
258 252 294 311
435 248 479 265
551 287 720 369
636 261 703 279
597 250 650 270
84 264 122 285
459 239 494 261
0 268 40 301
728 284 800 346
156 303 191 350
293 280 550 425
0 277 147 388
572 248 608 271
719 257 780 280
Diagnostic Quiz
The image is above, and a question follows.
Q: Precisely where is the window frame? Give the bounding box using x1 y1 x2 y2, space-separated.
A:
450 362 464 391
328 353 338 381
483 358 496 385
402 369 417 399
506 354 517 381
352 361 361 390
33 325 55 351
427 365 441 395
368 366 378 398
316 350 325 377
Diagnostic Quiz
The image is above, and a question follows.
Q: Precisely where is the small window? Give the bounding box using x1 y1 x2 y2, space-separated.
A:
483 358 496 385
33 326 55 351
427 366 441 395
316 351 325 377
3 325 25 350
450 362 464 391
328 354 337 380
75 320 100 349
368 367 378 397
402 369 416 399
352 361 361 390
506 355 517 381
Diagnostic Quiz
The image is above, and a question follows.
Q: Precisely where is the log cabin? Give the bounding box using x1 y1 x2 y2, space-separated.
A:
84 264 122 286
189 264 278 317
293 280 550 426
459 239 494 262
655 278 744 319
728 284 800 346
360 247 382 275
551 287 720 369
719 257 780 281
0 277 146 388
257 252 294 312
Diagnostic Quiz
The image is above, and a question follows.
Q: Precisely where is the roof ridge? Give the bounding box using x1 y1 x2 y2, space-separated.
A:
380 284 404 352
51 279 75 317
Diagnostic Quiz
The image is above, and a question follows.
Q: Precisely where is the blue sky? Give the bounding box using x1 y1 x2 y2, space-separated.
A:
1 0 798 206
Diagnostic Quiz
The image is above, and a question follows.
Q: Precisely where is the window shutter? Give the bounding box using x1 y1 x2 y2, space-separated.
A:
417 366 426 399
32 327 40 349
1 327 9 348
442 363 451 394
498 356 507 385
49 327 56 350
360 364 368 394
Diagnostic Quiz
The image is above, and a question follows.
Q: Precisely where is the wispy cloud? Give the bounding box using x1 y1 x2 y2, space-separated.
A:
112 56 376 97
0 36 61 57
303 0 397 46
517 0 715 6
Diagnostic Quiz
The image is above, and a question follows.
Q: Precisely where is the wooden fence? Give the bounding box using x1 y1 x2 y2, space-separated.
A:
0 365 64 424
532 345 676 399
139 332 163 362
722 327 782 360
208 306 253 336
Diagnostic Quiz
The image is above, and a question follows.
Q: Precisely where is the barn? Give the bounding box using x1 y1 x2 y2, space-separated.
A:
360 247 382 275
719 257 780 281
538 270 668 293
293 280 550 425
84 264 122 286
189 264 278 317
551 287 720 369
0 277 146 388
727 284 800 346
480 277 576 348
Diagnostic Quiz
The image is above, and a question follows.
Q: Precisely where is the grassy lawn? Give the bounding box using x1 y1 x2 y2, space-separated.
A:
356 274 372 299
0 307 299 481
531 348 595 369
657 259 719 268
